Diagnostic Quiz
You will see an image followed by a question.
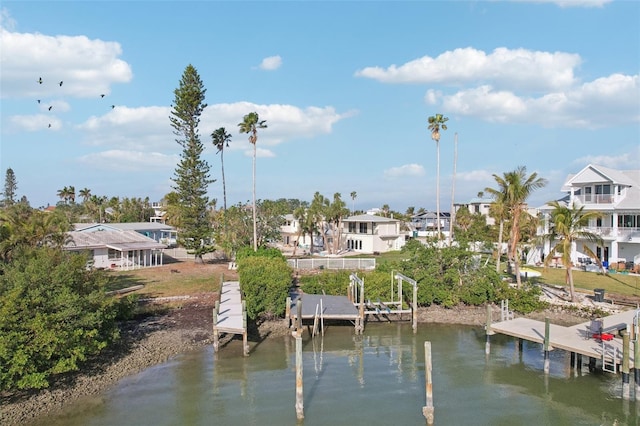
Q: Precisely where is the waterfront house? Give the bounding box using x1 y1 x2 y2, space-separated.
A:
537 164 640 271
341 214 406 254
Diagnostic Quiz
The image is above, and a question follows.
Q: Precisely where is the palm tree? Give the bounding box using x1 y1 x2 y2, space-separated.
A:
211 127 232 211
67 186 76 204
350 191 357 214
543 201 603 302
427 113 448 240
57 186 69 204
79 188 91 204
488 199 507 274
485 166 547 287
238 112 267 251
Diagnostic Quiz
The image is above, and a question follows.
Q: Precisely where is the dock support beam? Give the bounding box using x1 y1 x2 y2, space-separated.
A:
295 328 304 420
635 339 640 401
213 300 219 352
242 300 249 356
485 304 493 356
622 330 630 400
422 341 434 425
543 317 550 375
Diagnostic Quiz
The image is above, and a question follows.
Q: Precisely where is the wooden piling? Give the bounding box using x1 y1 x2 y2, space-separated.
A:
285 296 291 328
422 341 434 425
485 304 493 356
296 298 303 334
622 330 630 400
412 282 418 334
543 317 550 375
635 339 640 401
295 331 304 420
242 300 249 356
213 300 219 352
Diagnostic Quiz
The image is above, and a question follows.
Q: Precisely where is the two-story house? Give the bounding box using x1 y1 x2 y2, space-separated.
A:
538 164 640 270
410 211 451 237
453 197 496 226
341 214 406 254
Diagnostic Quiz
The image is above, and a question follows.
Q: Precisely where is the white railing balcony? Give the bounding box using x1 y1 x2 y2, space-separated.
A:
574 194 614 205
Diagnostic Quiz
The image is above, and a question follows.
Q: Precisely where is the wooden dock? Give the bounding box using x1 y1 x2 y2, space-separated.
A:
289 294 360 321
213 281 249 356
490 308 639 369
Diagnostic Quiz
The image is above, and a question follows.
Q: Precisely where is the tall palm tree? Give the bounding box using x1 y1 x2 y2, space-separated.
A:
427 113 448 240
238 112 267 251
67 186 76 204
350 191 357 214
485 166 547 287
488 199 507 274
211 127 232 211
543 201 603 302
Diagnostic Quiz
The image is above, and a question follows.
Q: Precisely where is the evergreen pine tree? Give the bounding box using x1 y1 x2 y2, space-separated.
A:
170 64 214 263
2 168 18 207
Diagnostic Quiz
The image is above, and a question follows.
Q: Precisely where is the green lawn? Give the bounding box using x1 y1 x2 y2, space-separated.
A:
530 266 640 299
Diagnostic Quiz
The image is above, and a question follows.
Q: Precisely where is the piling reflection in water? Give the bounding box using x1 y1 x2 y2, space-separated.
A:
32 323 639 426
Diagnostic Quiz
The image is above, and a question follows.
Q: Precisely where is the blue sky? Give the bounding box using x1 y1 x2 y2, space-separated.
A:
1 0 638 213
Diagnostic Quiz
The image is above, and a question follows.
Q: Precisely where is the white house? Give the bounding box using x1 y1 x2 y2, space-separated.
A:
454 197 496 226
341 214 406 254
537 164 640 271
410 211 451 237
65 223 169 270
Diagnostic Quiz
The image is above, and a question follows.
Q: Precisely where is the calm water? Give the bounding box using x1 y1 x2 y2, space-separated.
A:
31 323 639 426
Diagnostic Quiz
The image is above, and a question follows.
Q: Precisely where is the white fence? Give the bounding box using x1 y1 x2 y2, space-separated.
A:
287 258 376 270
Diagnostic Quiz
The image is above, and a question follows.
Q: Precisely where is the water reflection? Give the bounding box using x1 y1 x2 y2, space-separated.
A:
29 323 639 426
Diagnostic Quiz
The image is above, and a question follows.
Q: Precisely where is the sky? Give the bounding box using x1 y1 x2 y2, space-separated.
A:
1 0 638 213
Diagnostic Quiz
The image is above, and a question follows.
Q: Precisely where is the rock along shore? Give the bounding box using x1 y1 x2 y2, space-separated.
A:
0 297 587 426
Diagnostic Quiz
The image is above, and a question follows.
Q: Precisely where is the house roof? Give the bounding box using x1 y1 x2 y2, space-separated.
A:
65 229 166 251
73 222 176 232
563 164 638 190
343 214 398 223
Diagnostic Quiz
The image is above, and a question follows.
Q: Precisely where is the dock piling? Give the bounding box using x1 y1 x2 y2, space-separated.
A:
622 330 630 400
543 317 550 375
422 341 434 425
213 300 219 352
295 329 304 420
485 304 493 356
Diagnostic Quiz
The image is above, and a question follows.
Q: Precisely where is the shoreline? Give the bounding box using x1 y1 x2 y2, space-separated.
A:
0 301 588 426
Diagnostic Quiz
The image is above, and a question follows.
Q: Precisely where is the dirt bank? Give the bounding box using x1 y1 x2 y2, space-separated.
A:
0 296 588 426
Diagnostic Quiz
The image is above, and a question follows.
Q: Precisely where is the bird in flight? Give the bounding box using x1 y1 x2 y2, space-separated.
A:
37 100 41 104
48 124 51 128
48 106 53 111
111 105 115 109
38 77 43 84
59 81 63 86
100 94 105 98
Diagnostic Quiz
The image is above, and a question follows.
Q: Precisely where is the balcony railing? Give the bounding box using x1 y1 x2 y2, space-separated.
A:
575 194 613 204
584 227 640 239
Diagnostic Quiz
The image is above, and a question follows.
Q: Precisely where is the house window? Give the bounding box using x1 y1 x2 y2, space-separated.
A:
359 223 368 234
474 205 480 213
618 215 638 228
584 187 592 202
108 249 120 260
348 222 356 233
595 184 611 202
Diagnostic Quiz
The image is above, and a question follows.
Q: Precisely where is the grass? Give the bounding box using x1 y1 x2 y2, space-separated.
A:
106 263 231 299
531 266 640 299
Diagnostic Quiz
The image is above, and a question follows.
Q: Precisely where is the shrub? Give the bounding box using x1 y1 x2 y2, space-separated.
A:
237 255 292 320
0 247 121 391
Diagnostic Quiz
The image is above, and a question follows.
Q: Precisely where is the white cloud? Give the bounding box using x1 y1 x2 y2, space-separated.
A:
77 150 177 171
77 106 173 150
0 27 133 99
9 114 61 131
384 164 425 178
457 169 495 182
433 73 639 128
573 149 640 170
355 47 580 91
259 55 282 71
72 101 353 158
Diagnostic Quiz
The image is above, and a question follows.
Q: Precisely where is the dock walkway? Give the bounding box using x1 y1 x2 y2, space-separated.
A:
490 308 639 368
213 281 249 355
